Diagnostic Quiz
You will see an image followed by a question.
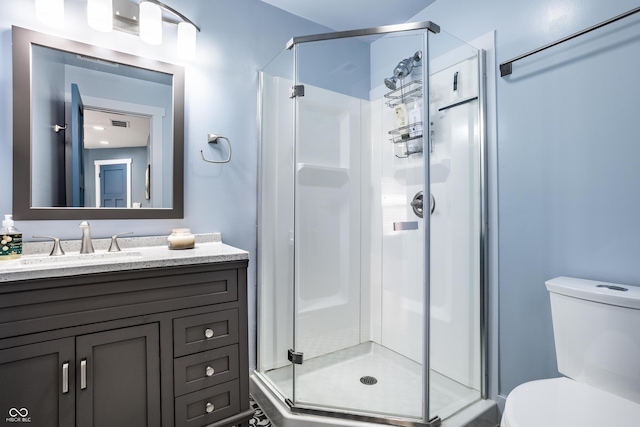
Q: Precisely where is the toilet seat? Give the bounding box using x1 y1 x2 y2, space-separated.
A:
501 377 640 427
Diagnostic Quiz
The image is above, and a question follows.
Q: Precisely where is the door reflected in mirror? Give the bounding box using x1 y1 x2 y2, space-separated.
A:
84 109 150 209
13 26 184 220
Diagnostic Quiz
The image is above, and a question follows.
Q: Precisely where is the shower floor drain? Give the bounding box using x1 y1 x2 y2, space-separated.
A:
360 376 378 385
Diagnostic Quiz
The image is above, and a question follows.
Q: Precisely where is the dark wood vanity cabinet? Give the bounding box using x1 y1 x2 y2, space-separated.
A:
0 260 252 427
0 338 75 427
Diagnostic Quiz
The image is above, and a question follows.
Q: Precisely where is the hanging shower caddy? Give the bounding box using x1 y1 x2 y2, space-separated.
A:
385 79 424 158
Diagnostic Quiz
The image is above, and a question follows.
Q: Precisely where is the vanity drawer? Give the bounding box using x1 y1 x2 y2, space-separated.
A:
174 345 239 397
174 380 240 427
174 309 239 357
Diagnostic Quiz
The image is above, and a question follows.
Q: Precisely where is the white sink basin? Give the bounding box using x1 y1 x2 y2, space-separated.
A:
20 250 143 266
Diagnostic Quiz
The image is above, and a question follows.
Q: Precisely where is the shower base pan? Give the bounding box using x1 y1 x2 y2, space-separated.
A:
251 342 499 427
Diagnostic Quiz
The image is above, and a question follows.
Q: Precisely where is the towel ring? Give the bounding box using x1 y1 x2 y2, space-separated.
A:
200 134 232 163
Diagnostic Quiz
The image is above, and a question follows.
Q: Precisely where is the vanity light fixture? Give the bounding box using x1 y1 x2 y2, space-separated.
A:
139 1 162 44
87 0 113 32
35 0 64 28
138 0 200 59
35 0 199 59
177 21 197 60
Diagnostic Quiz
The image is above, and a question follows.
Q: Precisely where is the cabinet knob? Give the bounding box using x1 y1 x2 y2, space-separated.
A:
204 328 214 339
205 402 215 413
205 366 215 377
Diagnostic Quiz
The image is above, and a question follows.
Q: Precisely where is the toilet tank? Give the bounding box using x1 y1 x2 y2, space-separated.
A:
546 276 640 404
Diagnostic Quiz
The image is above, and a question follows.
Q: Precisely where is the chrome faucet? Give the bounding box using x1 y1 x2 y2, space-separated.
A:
78 221 95 254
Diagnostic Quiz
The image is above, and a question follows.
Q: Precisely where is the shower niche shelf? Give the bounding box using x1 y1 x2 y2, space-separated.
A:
297 163 349 187
384 79 422 108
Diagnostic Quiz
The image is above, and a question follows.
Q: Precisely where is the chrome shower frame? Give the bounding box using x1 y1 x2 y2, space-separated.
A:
255 19 490 427
285 21 440 50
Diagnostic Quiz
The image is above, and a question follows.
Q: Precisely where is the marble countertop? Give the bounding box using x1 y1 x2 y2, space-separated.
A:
0 232 249 283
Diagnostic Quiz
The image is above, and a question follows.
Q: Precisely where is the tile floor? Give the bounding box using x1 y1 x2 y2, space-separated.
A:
249 396 272 426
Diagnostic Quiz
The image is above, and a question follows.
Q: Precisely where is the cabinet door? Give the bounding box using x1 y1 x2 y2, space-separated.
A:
76 324 160 427
0 338 75 427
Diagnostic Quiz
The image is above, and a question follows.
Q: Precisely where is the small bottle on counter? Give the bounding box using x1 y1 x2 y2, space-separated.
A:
1 214 22 260
168 228 195 250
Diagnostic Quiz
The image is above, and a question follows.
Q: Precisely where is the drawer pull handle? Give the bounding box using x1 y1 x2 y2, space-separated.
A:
205 402 215 413
205 366 215 377
204 328 214 339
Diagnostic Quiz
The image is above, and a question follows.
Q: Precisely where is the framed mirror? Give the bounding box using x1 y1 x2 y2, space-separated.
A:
12 26 184 220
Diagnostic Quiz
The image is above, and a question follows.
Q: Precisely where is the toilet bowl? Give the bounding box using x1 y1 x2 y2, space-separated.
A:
501 377 640 427
501 276 640 426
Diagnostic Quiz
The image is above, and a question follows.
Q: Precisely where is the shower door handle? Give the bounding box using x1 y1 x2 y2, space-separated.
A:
393 221 419 231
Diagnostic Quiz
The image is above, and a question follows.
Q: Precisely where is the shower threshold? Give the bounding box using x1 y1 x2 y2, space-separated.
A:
252 342 496 426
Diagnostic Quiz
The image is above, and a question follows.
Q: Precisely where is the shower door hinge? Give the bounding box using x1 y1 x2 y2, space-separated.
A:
428 416 442 427
288 349 304 364
290 85 305 98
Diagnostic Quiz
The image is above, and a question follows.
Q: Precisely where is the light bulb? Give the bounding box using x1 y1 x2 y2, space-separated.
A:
177 22 197 60
35 0 64 28
87 0 113 32
139 1 162 45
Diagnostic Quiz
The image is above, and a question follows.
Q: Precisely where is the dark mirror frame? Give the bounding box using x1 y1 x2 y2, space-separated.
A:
12 26 184 220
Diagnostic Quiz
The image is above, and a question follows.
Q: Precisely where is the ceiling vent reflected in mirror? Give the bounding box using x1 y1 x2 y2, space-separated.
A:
111 119 130 128
84 109 150 150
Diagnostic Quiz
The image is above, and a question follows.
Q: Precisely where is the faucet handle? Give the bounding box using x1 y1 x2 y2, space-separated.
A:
33 236 66 256
109 232 133 252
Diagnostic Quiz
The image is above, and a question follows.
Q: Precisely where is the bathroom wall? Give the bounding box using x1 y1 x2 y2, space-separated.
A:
409 0 640 405
0 0 331 371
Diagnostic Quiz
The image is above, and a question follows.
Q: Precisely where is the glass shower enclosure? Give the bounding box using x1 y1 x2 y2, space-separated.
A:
255 21 487 427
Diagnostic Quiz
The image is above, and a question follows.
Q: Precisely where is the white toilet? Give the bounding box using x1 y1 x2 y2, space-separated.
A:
501 276 640 427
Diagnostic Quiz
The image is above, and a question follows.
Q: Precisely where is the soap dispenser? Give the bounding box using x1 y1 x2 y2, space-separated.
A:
1 214 22 260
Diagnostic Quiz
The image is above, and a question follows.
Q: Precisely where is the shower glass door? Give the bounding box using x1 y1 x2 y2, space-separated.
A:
257 47 296 401
291 31 430 423
424 30 484 421
257 23 485 427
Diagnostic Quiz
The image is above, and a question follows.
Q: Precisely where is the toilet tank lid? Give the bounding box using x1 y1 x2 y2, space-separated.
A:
546 276 640 309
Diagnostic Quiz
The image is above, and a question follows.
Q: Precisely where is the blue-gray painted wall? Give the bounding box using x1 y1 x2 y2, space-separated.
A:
2 0 639 407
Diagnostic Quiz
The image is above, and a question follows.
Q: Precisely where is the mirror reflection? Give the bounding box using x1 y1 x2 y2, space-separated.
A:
13 25 184 220
83 108 150 208
31 44 173 210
